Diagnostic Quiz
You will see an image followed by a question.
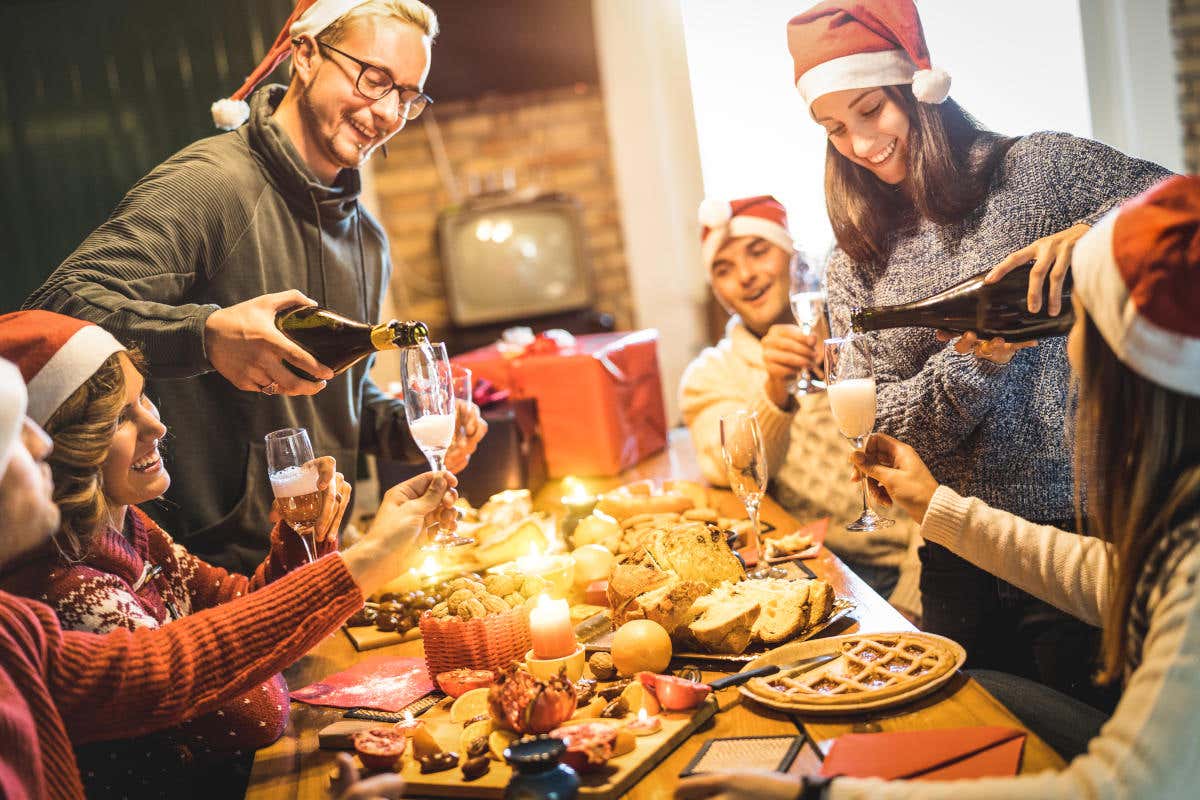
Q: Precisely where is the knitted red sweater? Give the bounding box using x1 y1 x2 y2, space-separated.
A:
0 507 337 794
0 553 360 800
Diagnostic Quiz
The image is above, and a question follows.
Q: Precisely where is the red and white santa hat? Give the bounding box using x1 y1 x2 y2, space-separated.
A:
0 357 25 476
698 195 794 273
210 0 375 130
787 0 950 109
1072 175 1200 397
0 311 126 426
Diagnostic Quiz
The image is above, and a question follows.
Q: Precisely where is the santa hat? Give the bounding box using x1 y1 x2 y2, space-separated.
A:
0 311 126 426
787 0 951 108
1072 175 1200 398
699 195 794 273
210 0 374 130
0 357 25 476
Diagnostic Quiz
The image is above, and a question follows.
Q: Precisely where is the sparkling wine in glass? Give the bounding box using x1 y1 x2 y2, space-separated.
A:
264 427 321 563
824 335 894 531
400 342 473 549
790 259 827 396
720 410 769 561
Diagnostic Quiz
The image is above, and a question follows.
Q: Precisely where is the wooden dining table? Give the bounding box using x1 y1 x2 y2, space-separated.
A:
245 429 1065 798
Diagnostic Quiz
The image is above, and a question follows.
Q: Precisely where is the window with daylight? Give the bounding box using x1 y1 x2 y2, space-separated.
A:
680 0 1093 264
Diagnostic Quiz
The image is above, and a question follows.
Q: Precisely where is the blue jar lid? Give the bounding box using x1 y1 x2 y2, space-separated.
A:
505 736 567 770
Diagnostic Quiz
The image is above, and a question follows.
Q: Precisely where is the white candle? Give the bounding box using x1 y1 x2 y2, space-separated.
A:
529 594 576 659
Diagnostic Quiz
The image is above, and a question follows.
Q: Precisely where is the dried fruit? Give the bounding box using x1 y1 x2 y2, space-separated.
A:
597 679 632 701
599 696 629 719
461 755 490 781
574 678 597 706
345 607 378 627
467 736 489 760
418 752 458 774
588 652 617 681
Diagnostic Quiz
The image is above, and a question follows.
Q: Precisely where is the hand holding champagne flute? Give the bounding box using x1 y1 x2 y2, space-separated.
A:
400 342 474 549
265 427 345 563
824 335 894 531
720 410 769 563
789 260 827 396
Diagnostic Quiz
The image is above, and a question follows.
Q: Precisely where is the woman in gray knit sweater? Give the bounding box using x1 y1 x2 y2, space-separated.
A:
774 0 1170 707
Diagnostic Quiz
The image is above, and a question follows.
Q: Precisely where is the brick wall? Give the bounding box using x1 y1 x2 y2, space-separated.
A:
369 83 635 333
1174 0 1200 171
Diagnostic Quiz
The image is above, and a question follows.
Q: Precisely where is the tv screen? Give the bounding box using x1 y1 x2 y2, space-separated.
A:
438 195 594 327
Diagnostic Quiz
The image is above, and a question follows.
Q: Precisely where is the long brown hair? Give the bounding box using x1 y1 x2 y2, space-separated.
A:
1073 314 1200 684
825 85 1019 266
42 348 148 562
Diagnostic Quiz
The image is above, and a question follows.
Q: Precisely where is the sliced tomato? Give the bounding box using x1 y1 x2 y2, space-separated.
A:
353 727 407 771
436 668 496 698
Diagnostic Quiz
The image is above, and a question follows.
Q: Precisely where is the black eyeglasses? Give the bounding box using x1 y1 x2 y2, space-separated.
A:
309 39 433 121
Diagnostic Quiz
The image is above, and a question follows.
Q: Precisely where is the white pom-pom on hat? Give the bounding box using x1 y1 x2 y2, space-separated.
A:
698 198 733 229
211 98 251 131
911 67 951 104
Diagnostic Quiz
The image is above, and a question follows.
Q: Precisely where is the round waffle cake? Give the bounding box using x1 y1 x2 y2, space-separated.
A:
742 632 966 713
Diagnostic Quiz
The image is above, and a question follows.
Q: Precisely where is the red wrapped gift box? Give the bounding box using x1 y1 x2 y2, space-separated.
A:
454 331 667 477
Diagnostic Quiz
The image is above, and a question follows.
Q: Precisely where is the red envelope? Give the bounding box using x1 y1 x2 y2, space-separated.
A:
289 655 433 712
820 726 1025 780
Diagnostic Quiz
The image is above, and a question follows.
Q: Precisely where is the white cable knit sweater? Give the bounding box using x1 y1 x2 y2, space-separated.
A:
830 486 1200 799
679 317 921 615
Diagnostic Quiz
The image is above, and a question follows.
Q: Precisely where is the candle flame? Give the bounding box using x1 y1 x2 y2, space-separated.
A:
403 710 414 723
535 593 551 610
563 476 590 501
419 556 439 578
637 708 648 722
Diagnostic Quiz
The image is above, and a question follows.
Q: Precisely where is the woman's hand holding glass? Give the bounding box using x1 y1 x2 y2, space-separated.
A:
850 432 940 523
269 455 350 550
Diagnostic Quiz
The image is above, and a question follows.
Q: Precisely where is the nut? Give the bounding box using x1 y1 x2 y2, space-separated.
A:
480 594 510 615
461 755 490 781
588 652 617 681
447 588 476 608
484 574 518 596
502 593 525 609
430 601 451 618
600 696 630 719
519 575 549 598
457 598 488 620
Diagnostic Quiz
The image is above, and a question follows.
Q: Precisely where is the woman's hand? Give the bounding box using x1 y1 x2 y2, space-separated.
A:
270 456 350 544
676 771 801 800
330 753 405 800
986 222 1090 317
935 330 1037 365
850 433 939 522
341 472 458 596
761 324 824 408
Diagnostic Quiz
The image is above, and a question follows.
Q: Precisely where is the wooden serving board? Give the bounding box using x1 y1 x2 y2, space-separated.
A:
342 624 422 652
374 696 718 799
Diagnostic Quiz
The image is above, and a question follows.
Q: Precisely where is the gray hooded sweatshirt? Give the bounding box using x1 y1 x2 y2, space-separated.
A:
25 85 423 572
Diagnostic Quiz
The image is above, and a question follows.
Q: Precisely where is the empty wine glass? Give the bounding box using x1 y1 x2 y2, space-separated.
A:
264 427 321 563
790 258 828 396
720 410 768 562
824 335 894 531
400 342 473 549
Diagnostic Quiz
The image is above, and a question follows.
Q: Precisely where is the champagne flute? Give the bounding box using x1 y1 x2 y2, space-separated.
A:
720 410 768 562
400 342 473 549
824 335 894 531
264 427 322 563
790 259 827 396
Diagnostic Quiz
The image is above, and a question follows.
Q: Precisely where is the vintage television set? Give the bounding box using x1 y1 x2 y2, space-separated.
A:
436 192 611 353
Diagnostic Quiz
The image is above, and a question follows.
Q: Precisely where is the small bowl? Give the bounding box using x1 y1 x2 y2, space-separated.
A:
526 644 586 682
637 671 711 711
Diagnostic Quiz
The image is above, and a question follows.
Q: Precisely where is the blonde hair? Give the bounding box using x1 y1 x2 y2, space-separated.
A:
321 0 439 44
1073 313 1200 684
42 349 147 562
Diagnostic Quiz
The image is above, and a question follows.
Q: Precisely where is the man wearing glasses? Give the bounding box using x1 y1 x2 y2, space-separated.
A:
24 0 486 572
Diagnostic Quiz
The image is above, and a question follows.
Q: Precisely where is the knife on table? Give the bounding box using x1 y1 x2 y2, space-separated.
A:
707 651 839 691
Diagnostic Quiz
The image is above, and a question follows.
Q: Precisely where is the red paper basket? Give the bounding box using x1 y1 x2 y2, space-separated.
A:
419 604 533 675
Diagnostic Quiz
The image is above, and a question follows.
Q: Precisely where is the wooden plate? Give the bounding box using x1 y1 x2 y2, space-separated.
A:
737 631 966 715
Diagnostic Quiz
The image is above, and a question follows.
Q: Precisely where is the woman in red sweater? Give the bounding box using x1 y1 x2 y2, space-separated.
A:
0 310 352 795
0 352 458 800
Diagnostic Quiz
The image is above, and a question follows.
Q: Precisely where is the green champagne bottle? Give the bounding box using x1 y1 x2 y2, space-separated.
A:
275 306 430 382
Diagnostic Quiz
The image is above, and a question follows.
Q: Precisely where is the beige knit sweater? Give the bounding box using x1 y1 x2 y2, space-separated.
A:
830 486 1200 799
679 317 920 615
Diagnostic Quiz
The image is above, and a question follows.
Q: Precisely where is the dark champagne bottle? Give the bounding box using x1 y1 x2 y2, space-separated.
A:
850 262 1073 339
275 306 430 382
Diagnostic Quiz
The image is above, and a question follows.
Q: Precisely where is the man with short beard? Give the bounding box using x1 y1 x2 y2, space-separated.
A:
24 0 486 572
679 196 920 618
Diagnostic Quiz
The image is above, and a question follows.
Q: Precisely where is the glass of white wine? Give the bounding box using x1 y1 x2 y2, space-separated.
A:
264 427 321 563
824 335 894 531
720 410 768 563
790 259 827 396
400 342 473 550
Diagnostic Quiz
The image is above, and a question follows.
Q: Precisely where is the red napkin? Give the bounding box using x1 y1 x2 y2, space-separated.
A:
289 655 434 712
820 726 1026 780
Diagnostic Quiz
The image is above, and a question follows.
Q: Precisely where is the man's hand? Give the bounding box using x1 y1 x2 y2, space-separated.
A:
850 432 940 522
330 753 405 800
761 324 823 409
204 290 335 395
444 399 487 472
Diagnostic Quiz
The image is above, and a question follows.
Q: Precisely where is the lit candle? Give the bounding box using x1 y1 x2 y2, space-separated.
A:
394 710 422 735
529 594 576 659
625 708 661 737
560 476 598 545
